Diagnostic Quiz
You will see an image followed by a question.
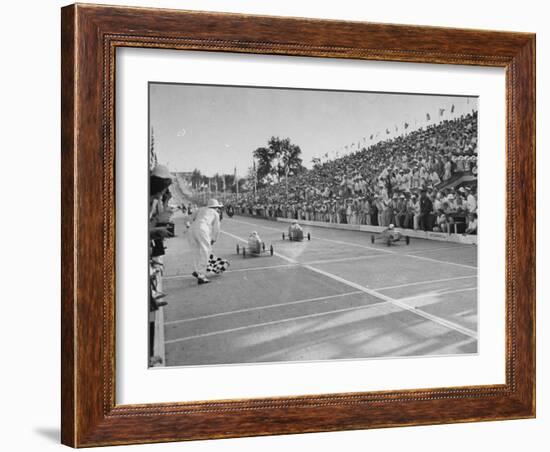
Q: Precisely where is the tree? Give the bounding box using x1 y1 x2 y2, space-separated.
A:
190 168 202 189
253 137 305 185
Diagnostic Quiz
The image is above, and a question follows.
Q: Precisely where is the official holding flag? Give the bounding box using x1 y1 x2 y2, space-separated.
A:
188 198 224 284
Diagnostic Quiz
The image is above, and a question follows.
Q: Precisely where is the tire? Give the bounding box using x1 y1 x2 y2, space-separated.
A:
406 236 410 245
236 244 240 254
270 245 274 256
307 233 311 241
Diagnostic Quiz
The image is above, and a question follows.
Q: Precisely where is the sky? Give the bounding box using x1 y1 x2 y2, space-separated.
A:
149 82 477 177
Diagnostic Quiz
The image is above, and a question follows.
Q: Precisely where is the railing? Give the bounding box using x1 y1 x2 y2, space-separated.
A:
149 256 166 367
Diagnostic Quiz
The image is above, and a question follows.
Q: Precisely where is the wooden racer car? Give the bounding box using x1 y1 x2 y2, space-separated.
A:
282 222 311 241
236 232 274 257
370 225 410 246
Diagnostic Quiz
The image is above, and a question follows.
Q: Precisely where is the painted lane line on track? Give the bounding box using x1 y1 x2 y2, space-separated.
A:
396 287 477 303
304 254 389 266
164 291 363 325
406 245 473 254
220 229 478 340
299 263 478 340
164 301 391 344
163 263 297 281
375 275 477 291
228 217 477 270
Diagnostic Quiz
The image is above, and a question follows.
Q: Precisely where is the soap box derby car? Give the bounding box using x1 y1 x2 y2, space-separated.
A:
282 221 311 241
236 231 274 257
370 224 410 246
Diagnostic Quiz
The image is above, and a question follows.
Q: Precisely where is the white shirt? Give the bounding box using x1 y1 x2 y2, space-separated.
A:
189 207 220 241
467 194 477 212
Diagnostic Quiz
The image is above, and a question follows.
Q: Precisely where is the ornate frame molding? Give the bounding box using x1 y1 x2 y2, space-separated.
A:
61 4 535 447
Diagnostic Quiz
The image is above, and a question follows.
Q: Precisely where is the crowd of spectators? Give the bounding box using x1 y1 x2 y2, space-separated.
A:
229 112 479 235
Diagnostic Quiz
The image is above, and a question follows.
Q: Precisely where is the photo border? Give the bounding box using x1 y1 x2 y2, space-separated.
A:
61 4 535 447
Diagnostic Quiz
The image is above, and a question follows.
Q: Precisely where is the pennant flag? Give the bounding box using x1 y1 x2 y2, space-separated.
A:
426 113 431 121
451 104 455 113
439 108 446 117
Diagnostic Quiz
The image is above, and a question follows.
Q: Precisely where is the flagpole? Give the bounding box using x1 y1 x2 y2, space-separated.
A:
285 165 289 203
253 158 257 201
235 166 239 201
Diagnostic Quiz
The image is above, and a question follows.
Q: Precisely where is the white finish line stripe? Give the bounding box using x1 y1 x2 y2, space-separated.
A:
375 275 477 291
397 287 477 303
300 262 478 340
163 263 297 281
165 291 363 326
220 229 478 340
304 254 388 266
165 301 390 344
228 217 477 270
407 245 470 254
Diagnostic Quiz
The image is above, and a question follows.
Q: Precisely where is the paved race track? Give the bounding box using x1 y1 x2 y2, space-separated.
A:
159 214 478 367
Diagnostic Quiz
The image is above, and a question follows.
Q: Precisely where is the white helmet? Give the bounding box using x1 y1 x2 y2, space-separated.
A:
389 224 395 229
151 164 172 179
207 198 223 208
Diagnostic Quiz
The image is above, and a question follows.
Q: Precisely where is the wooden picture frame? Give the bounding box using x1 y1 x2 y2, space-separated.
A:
61 3 535 447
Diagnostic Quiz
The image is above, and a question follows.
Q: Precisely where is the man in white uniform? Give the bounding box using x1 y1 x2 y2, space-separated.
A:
188 199 223 284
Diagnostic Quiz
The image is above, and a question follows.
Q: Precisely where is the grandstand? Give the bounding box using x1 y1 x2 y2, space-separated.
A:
227 111 478 238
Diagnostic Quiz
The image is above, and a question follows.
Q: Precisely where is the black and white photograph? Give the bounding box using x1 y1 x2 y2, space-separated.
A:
148 82 479 368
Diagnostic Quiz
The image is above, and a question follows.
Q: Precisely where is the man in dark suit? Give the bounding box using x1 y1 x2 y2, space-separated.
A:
420 189 434 231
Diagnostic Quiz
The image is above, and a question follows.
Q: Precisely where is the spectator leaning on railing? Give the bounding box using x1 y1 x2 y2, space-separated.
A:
148 164 174 365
